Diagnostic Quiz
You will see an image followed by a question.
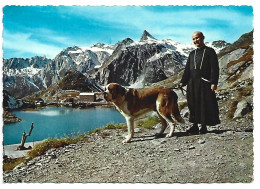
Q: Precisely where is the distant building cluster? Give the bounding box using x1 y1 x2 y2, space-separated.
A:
36 90 105 107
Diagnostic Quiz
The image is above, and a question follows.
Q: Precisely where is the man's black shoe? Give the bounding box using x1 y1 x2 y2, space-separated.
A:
200 125 208 134
187 124 199 134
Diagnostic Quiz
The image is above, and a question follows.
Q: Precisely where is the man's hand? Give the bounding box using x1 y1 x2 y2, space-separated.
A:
178 83 184 88
211 84 217 91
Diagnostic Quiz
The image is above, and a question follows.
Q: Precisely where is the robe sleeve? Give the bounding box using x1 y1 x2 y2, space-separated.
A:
209 49 219 85
180 53 191 86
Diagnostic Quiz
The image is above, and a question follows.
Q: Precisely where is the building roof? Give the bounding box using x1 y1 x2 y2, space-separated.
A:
80 93 95 96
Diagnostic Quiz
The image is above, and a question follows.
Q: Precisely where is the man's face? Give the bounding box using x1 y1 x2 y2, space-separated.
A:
192 33 204 47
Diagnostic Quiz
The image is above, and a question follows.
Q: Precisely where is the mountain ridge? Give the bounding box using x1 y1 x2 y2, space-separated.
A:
3 30 241 99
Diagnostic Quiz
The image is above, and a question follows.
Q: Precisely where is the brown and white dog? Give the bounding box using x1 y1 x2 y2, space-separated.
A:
104 83 185 143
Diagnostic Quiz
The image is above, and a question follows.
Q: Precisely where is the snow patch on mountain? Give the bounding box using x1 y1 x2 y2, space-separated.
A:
129 75 146 88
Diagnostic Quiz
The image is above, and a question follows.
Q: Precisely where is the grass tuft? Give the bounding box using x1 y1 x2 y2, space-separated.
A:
137 116 160 129
88 123 127 134
27 135 88 159
3 157 26 171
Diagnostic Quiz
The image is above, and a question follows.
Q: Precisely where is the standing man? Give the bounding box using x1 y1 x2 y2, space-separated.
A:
179 31 220 134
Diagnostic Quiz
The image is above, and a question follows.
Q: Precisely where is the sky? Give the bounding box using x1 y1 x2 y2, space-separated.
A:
2 5 254 59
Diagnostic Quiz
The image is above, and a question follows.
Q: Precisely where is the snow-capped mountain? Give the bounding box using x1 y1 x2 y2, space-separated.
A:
3 44 114 98
3 30 229 98
3 56 51 77
3 56 52 98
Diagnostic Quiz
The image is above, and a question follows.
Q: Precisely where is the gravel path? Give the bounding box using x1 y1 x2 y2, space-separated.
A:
3 122 253 183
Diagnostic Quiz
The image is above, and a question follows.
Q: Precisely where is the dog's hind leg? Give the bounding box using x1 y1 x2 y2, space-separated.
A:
156 93 176 138
123 116 134 143
155 112 167 137
157 108 176 138
162 114 176 138
167 120 176 138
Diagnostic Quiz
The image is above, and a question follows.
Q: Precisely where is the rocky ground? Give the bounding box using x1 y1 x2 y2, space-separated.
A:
3 116 253 183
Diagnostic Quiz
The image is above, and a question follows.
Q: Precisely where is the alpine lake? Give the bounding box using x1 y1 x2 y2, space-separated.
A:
3 106 125 145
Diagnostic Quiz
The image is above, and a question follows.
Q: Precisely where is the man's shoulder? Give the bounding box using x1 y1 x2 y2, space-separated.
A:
188 46 216 56
205 46 217 53
188 49 196 56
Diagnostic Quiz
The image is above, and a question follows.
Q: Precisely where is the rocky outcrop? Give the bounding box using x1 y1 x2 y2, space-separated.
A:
218 31 253 59
218 30 253 89
233 100 252 119
3 111 22 124
59 71 103 92
140 30 157 41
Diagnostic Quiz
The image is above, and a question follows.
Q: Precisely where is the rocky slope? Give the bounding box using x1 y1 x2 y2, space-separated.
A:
3 90 24 110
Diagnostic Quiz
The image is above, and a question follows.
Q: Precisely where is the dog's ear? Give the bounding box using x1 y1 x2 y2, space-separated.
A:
112 84 126 99
118 85 126 96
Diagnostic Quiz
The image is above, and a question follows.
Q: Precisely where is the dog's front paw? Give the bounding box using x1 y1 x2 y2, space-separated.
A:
166 133 173 138
122 135 132 143
122 138 131 144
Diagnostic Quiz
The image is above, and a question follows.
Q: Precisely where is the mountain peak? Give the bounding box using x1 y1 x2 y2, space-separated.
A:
140 30 157 42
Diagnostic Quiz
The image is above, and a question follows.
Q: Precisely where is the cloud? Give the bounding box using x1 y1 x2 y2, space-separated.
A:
59 6 253 43
3 6 253 58
3 30 63 58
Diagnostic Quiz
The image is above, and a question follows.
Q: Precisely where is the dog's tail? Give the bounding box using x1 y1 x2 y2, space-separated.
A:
173 106 185 124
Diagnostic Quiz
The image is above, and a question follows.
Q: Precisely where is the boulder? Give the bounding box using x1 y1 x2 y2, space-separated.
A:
233 100 252 118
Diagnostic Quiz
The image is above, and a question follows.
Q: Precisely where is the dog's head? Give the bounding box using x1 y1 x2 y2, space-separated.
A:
104 83 126 103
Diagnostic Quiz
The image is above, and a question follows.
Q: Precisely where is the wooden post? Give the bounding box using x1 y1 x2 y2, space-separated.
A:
17 123 34 150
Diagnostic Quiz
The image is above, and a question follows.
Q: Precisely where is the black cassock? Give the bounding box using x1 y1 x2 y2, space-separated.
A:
180 45 220 126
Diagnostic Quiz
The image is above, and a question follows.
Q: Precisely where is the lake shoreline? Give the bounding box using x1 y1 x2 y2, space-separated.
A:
4 141 44 159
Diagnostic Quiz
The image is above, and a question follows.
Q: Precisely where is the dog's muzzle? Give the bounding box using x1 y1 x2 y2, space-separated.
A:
104 92 108 101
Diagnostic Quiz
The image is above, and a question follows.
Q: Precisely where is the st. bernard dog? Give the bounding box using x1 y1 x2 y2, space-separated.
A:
104 83 185 143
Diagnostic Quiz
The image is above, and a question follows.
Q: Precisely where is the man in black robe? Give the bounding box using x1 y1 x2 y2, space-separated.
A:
179 31 220 134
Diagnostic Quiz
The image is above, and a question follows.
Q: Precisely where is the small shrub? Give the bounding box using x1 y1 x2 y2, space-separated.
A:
227 100 238 119
238 84 253 97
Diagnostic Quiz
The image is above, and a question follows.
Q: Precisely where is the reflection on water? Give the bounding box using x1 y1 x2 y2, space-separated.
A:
28 109 73 116
3 106 125 145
